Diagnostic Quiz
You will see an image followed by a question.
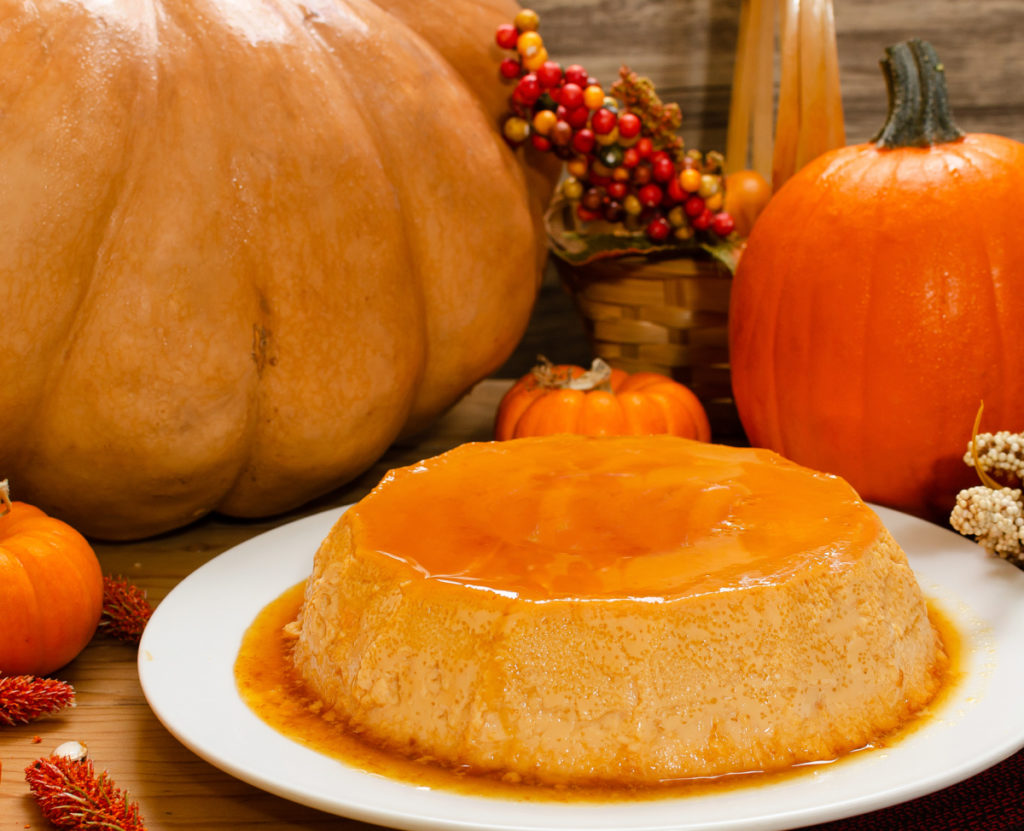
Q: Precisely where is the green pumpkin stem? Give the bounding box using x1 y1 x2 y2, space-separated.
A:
873 39 964 149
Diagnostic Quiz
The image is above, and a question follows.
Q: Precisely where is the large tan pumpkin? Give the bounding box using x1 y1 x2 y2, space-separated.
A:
1 0 555 539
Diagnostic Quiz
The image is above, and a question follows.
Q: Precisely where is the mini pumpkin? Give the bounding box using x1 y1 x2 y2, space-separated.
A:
0 480 104 676
729 40 1024 520
495 358 711 441
0 0 556 540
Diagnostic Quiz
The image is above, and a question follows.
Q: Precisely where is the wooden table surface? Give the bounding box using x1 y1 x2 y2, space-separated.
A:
1 379 510 830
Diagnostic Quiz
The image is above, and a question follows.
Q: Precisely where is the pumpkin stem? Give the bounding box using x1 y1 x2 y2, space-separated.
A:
873 39 964 149
531 355 614 391
969 402 1003 490
0 479 10 517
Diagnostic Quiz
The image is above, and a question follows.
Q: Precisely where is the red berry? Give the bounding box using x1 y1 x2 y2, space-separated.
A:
565 105 590 129
604 201 624 222
684 195 706 218
564 64 589 86
666 177 686 203
572 128 596 154
651 150 671 166
590 108 617 135
622 147 640 168
652 156 675 182
691 208 713 230
537 60 562 88
559 83 584 110
631 163 652 186
581 187 604 211
495 23 519 50
499 58 521 79
618 112 641 138
576 203 602 222
516 73 541 102
710 212 736 236
550 120 574 146
638 183 663 208
646 217 671 240
588 173 612 187
531 134 552 152
635 137 654 159
608 181 628 200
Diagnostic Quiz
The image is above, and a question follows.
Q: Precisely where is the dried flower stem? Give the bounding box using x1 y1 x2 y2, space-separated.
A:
25 754 147 831
970 402 1002 490
0 676 75 726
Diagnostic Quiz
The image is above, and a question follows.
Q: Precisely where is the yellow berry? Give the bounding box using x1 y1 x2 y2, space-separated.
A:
704 191 724 212
591 160 614 177
612 166 631 182
561 176 584 200
623 194 642 216
502 116 530 144
679 168 702 192
698 174 720 199
532 109 558 136
595 126 619 146
521 46 548 72
667 205 687 227
514 9 540 31
582 85 605 110
674 224 695 241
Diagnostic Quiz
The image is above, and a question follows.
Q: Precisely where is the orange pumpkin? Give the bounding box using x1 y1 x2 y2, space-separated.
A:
496 358 711 441
0 481 104 676
0 0 556 540
729 40 1024 520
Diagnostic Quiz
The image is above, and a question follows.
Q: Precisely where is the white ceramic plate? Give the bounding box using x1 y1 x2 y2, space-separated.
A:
139 504 1024 831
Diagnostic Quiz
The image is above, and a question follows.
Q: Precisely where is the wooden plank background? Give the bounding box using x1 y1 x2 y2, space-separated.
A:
498 0 1024 377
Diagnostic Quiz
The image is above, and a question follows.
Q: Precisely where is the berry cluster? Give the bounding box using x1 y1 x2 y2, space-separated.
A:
496 10 735 244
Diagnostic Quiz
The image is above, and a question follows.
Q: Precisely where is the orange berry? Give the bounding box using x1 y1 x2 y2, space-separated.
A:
516 30 543 58
582 84 605 110
522 46 549 72
679 168 702 193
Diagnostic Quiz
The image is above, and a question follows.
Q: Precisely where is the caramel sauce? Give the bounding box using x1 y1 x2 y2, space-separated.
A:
234 581 961 804
353 436 882 601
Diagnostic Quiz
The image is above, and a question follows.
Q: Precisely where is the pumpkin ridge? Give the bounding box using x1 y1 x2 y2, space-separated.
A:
6 6 160 485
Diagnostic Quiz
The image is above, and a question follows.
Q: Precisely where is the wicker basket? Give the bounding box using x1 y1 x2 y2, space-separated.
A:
555 251 743 441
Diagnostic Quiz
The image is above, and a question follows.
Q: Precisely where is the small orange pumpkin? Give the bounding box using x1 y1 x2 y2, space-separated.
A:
0 480 104 675
495 358 711 441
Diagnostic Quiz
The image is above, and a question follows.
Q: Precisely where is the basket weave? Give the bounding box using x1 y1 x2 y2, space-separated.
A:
555 251 743 440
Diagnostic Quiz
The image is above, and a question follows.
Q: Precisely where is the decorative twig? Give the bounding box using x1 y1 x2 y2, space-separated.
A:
24 751 147 831
0 676 75 726
98 576 153 644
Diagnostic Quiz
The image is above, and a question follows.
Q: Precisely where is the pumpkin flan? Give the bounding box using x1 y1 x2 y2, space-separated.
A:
291 435 946 786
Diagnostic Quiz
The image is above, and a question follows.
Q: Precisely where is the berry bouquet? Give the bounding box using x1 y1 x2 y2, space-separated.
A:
495 9 741 270
493 9 746 436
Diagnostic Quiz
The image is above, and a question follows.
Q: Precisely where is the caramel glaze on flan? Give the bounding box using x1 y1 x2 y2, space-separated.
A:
291 435 947 787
